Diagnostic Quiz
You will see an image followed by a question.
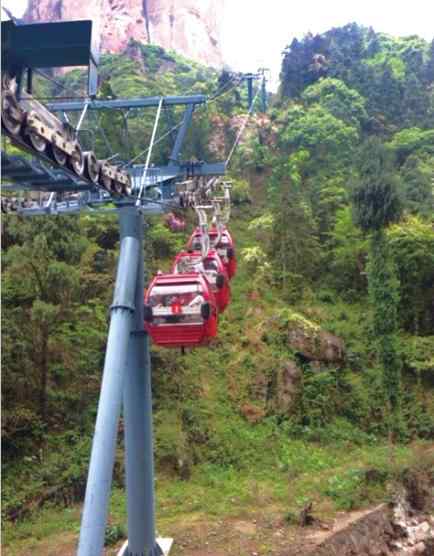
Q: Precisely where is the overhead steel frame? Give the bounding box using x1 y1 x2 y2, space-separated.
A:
48 96 226 198
2 93 225 209
2 19 99 98
243 71 268 112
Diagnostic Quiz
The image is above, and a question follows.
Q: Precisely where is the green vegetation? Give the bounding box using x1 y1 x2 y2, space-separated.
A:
2 22 434 554
352 138 403 432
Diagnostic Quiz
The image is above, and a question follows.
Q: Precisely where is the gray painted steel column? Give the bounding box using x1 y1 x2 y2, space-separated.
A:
247 76 253 110
169 104 194 164
77 207 140 556
123 207 160 556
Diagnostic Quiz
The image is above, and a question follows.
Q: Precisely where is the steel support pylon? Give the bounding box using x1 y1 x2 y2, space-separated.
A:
77 206 171 556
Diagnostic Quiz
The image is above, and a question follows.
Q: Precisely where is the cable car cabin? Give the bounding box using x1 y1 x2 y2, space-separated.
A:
144 273 217 348
171 250 231 313
187 226 237 279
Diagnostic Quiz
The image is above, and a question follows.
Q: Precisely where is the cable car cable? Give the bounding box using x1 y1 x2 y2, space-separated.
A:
225 77 263 168
135 97 164 204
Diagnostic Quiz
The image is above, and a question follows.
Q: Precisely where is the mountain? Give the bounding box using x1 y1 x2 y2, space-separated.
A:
279 23 434 133
23 0 225 67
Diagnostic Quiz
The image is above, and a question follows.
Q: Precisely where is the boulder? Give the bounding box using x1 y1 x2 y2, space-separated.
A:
285 312 345 365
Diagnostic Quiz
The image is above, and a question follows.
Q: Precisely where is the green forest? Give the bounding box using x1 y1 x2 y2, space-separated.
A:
2 22 434 555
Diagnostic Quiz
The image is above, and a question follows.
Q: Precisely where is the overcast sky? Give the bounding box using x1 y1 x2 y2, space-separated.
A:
3 0 433 90
222 0 434 89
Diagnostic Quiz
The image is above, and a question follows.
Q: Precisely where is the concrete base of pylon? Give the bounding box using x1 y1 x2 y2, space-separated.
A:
117 537 173 556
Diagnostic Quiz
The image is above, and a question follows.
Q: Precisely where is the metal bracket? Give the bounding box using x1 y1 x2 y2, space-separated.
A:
110 303 136 312
130 330 147 337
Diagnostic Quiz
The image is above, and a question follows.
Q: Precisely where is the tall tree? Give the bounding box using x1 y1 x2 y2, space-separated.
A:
267 150 320 300
352 139 403 434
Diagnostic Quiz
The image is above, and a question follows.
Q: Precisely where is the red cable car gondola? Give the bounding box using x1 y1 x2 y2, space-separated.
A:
144 273 218 348
187 226 237 279
171 249 231 313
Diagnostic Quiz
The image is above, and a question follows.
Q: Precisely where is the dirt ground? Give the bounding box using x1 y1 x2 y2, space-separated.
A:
3 505 385 556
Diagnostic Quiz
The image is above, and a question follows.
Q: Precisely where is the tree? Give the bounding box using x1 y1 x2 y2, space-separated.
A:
329 207 368 293
316 177 348 240
280 35 326 98
3 223 82 422
352 139 403 434
267 150 320 300
402 72 431 128
352 140 402 232
302 77 368 128
388 216 434 334
423 39 434 85
399 153 434 215
387 127 434 164
281 104 359 168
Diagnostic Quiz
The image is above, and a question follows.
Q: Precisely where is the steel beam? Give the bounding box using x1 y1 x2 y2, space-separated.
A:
77 217 140 556
121 207 169 556
122 208 153 555
169 105 194 163
130 162 226 186
48 95 206 112
247 76 253 110
180 162 226 176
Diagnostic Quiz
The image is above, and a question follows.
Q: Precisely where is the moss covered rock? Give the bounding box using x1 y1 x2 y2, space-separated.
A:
282 310 346 364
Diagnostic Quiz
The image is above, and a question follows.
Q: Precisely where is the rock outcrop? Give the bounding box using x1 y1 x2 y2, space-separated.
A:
306 463 434 556
310 503 434 556
283 311 346 365
270 361 302 415
23 0 224 67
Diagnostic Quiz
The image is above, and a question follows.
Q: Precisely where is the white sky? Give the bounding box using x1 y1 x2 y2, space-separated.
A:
3 0 433 90
222 0 434 89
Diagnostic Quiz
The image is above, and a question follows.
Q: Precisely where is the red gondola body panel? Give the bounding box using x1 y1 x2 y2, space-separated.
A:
144 273 217 348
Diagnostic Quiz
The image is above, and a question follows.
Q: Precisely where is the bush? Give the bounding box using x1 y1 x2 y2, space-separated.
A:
104 524 125 546
147 220 185 260
323 468 365 510
231 178 252 205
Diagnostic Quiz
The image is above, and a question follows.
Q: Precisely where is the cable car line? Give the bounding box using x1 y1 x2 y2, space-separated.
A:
225 76 263 168
144 68 263 348
136 97 163 205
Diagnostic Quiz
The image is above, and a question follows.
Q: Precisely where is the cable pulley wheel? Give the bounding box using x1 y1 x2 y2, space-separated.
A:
25 128 47 152
1 92 23 136
2 72 12 91
123 177 132 196
68 144 85 177
49 144 67 166
84 151 100 183
100 174 113 193
113 180 123 195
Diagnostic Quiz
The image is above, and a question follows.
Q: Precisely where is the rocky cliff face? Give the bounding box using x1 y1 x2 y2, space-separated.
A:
23 0 224 67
